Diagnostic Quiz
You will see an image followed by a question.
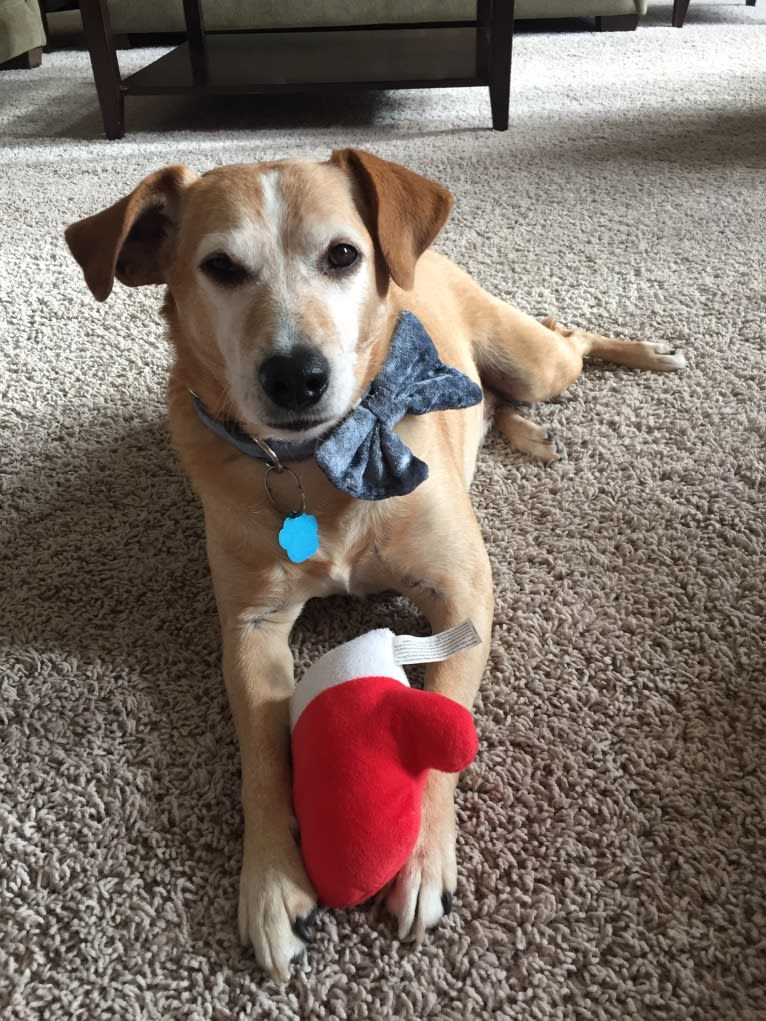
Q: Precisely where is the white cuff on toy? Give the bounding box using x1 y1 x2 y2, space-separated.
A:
289 621 481 731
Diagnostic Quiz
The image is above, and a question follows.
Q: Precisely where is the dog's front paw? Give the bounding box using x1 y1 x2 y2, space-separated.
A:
239 838 318 982
386 774 458 942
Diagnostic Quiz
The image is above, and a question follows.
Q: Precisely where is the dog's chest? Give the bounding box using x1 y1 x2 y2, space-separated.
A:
310 557 387 598
295 507 396 600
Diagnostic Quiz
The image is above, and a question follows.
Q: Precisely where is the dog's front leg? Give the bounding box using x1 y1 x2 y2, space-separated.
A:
212 562 316 981
384 509 495 941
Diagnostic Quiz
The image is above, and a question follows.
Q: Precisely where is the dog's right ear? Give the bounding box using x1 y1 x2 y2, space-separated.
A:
65 164 197 302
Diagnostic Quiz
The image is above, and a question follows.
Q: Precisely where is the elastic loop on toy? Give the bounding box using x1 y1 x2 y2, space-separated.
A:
392 620 481 666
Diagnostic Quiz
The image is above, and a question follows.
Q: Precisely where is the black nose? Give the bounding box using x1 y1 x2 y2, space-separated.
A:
258 347 330 411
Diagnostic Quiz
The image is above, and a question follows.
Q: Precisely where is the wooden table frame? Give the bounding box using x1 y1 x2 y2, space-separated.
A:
672 0 756 26
79 0 516 139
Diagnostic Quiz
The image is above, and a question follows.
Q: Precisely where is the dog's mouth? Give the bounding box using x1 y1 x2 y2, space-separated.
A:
262 414 337 441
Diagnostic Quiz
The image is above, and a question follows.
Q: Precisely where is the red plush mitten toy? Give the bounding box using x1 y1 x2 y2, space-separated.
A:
290 621 480 909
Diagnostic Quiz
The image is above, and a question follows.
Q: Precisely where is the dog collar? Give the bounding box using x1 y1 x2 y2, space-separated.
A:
191 310 483 502
192 398 319 465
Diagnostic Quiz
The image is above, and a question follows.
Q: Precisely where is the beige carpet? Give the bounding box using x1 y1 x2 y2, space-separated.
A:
2 4 765 1018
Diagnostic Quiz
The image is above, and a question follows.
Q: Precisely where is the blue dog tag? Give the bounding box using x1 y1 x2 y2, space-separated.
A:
278 513 319 564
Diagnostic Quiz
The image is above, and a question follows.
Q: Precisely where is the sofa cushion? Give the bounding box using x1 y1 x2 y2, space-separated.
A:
0 0 46 63
109 1 473 34
107 0 647 35
517 0 646 14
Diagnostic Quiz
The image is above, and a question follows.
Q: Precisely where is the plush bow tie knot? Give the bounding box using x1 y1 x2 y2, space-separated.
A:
314 311 483 499
193 311 483 501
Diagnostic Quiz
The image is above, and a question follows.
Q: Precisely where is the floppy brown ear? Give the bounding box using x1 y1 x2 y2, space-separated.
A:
331 148 453 291
64 164 197 302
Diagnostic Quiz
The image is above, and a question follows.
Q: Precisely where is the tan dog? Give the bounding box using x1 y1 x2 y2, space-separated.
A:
65 149 686 980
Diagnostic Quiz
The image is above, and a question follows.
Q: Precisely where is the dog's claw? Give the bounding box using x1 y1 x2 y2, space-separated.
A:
291 909 318 944
386 779 458 944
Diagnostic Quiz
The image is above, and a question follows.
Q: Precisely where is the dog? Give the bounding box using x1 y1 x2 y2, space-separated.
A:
65 149 686 980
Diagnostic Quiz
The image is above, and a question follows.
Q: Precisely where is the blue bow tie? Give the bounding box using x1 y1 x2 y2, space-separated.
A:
192 311 483 501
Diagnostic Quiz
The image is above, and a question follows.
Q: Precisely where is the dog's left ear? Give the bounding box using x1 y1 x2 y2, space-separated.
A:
331 148 453 291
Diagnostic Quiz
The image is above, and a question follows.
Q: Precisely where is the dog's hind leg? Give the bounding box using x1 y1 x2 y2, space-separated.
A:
471 295 686 405
541 316 688 372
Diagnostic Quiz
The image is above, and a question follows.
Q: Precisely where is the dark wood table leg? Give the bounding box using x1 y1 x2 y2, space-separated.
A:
672 0 691 27
183 0 208 83
79 0 124 139
476 0 490 81
37 0 49 47
675 0 755 25
488 0 514 131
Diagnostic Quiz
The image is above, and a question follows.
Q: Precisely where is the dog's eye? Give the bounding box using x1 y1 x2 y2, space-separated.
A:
327 243 359 271
201 253 248 285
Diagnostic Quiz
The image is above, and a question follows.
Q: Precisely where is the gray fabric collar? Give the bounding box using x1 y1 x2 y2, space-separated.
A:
192 396 318 465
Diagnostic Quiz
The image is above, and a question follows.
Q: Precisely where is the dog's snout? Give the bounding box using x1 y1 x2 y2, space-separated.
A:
259 347 330 411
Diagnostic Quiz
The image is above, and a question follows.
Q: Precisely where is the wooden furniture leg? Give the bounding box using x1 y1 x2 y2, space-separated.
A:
1 47 42 69
676 0 756 26
476 0 490 80
182 0 208 84
488 0 514 132
672 0 691 27
79 0 124 139
37 0 49 46
596 14 639 30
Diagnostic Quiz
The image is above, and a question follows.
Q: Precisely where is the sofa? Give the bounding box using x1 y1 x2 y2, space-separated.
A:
0 0 46 66
106 0 649 34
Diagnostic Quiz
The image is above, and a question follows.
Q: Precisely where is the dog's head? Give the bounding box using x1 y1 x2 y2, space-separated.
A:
65 150 452 440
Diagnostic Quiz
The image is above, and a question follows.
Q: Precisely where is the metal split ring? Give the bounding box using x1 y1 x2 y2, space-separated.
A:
263 463 306 519
251 436 282 469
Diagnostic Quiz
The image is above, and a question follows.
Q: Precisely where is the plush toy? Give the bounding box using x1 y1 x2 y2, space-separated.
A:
290 621 481 909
